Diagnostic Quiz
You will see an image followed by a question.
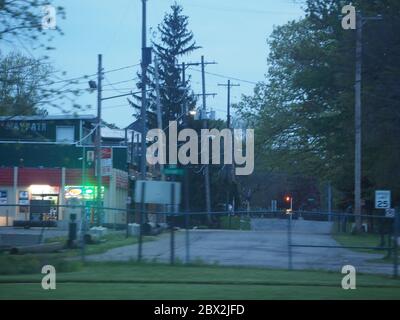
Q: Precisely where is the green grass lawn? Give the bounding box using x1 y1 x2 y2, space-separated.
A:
333 232 383 254
219 215 251 230
0 262 399 300
45 232 156 256
332 229 398 264
0 233 156 275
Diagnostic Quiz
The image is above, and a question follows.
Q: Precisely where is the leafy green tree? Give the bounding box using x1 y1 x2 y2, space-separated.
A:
0 52 52 116
0 52 85 117
235 0 400 209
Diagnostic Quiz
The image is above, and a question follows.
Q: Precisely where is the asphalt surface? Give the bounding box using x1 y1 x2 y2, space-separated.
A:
87 218 396 275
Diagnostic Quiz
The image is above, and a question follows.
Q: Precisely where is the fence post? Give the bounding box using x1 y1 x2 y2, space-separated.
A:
126 203 130 238
394 211 399 278
138 182 145 262
170 184 175 265
81 207 86 262
287 212 293 270
185 210 190 264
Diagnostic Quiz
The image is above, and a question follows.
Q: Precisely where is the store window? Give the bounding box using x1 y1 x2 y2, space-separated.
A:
56 126 74 143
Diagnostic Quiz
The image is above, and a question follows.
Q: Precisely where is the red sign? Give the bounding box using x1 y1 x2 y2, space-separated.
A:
101 148 112 159
101 148 112 176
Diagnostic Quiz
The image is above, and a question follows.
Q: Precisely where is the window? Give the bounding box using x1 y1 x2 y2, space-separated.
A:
56 126 74 143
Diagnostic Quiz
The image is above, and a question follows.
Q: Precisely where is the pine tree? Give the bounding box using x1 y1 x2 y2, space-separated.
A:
132 3 200 128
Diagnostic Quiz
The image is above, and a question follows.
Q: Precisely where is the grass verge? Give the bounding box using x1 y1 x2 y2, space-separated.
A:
219 215 251 230
0 233 156 275
0 262 399 299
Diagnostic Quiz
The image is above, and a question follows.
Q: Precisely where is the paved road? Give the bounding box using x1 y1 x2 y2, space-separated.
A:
87 219 395 275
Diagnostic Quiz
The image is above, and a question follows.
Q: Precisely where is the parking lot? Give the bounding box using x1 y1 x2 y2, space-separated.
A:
87 218 394 275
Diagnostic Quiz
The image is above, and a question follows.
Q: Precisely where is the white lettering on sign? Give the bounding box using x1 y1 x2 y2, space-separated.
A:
3 122 47 133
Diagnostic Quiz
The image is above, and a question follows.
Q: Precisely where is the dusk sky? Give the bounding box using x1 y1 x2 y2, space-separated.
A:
5 0 305 128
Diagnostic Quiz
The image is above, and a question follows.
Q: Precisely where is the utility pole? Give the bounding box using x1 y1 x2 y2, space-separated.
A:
140 0 149 180
154 56 167 225
177 58 216 221
218 80 240 212
154 56 165 180
200 55 217 221
354 12 382 231
96 54 103 226
138 0 151 261
218 80 240 129
181 62 190 216
178 62 203 213
327 182 332 221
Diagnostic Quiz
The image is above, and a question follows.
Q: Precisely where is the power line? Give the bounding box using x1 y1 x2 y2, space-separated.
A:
184 3 302 16
103 103 131 110
40 63 140 86
104 63 141 75
103 78 139 87
188 67 259 85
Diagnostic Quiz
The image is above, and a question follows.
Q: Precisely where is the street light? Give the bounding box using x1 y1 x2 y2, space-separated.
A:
285 195 293 214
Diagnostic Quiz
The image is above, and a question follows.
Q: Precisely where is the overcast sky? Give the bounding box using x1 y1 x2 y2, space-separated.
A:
6 0 305 128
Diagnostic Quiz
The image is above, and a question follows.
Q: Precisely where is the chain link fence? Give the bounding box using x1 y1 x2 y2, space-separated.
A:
0 204 398 278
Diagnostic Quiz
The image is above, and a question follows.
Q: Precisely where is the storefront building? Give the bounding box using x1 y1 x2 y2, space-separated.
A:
0 115 134 227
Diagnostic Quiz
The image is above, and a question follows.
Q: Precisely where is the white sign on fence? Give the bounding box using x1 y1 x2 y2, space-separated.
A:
135 180 181 205
385 208 395 218
375 190 391 209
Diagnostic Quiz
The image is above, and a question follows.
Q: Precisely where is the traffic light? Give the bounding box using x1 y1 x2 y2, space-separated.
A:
285 196 291 203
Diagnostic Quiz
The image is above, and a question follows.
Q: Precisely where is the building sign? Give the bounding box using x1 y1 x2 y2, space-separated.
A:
18 190 30 205
29 185 59 195
0 191 7 205
1 121 47 133
0 120 49 141
375 190 391 209
101 148 112 177
116 169 128 189
65 186 104 200
385 208 395 218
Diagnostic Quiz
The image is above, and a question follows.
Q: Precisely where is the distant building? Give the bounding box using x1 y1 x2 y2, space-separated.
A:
0 114 141 228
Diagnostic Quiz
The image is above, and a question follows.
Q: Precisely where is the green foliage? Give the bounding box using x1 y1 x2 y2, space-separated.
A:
0 52 51 116
0 253 82 275
0 51 85 117
235 0 400 209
